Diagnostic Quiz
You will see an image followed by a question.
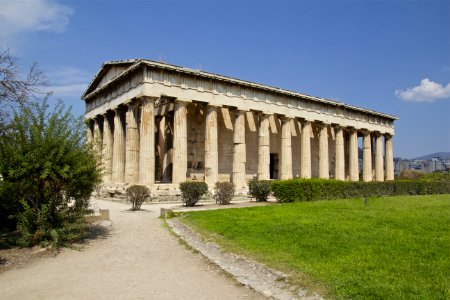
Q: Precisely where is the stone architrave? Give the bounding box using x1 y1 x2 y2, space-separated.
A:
348 129 359 181
334 126 345 180
204 105 218 187
102 113 113 183
139 98 155 186
385 134 394 180
318 124 329 179
300 121 312 179
112 108 125 183
125 105 140 184
374 133 384 182
172 101 187 184
280 116 292 180
232 110 246 190
257 113 270 180
362 131 372 182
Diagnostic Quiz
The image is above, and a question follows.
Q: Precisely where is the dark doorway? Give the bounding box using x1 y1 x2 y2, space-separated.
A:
270 153 279 179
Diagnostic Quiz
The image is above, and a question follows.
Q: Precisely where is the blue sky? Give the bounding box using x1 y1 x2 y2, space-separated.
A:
1 0 449 158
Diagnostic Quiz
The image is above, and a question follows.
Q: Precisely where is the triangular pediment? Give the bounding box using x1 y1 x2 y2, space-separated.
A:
82 60 139 98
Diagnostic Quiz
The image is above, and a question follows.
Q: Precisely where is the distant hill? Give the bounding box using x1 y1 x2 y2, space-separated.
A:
414 152 450 160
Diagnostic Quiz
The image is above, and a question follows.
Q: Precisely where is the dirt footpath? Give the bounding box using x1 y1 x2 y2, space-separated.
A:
0 200 263 300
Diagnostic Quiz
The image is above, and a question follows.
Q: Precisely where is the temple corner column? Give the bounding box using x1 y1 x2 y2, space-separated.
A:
204 104 218 188
362 130 372 182
318 123 329 179
300 120 312 179
280 116 293 180
172 100 188 185
385 134 394 181
139 97 155 186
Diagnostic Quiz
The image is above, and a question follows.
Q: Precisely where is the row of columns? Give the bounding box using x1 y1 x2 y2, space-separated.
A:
88 98 395 190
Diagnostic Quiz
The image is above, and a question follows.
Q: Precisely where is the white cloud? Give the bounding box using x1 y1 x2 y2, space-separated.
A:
395 78 450 103
44 66 91 98
0 0 73 43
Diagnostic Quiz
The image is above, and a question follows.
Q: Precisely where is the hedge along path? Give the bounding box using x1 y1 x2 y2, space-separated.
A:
0 199 263 300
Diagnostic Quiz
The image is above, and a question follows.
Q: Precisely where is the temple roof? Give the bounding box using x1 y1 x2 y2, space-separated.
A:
82 59 398 121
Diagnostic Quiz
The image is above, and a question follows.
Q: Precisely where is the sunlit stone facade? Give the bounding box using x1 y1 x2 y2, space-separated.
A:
82 59 397 194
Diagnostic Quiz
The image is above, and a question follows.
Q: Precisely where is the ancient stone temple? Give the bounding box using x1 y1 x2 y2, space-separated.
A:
82 59 397 195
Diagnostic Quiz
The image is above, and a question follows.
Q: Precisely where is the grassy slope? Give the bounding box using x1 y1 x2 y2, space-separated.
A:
181 195 450 299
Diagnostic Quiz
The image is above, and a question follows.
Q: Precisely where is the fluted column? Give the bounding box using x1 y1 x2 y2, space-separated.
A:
125 105 139 184
86 120 93 144
156 116 169 181
385 134 394 180
334 126 345 180
112 108 125 183
139 98 155 186
318 124 329 179
204 105 218 187
374 133 384 181
362 131 372 182
102 113 113 183
280 116 292 180
348 129 359 181
172 101 187 184
257 113 270 180
300 121 312 178
93 118 101 154
232 110 246 190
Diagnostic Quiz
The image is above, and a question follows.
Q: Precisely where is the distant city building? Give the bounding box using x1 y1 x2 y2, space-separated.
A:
394 156 449 175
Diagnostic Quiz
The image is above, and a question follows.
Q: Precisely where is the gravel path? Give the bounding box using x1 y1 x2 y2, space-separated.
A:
0 200 263 300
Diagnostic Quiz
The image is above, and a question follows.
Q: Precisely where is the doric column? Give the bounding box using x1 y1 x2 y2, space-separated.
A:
86 120 93 144
334 126 345 180
280 116 292 180
156 116 169 181
300 121 312 179
102 113 113 183
362 131 372 182
232 110 246 190
385 134 394 180
112 108 125 183
125 105 140 184
257 113 270 180
204 105 218 187
348 129 359 181
172 100 187 185
318 123 329 179
374 133 384 181
139 98 155 186
93 118 101 154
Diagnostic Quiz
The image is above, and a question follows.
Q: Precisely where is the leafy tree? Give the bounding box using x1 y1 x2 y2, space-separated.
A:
0 99 102 245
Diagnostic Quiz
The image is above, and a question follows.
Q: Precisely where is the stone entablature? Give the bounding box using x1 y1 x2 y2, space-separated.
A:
83 59 398 193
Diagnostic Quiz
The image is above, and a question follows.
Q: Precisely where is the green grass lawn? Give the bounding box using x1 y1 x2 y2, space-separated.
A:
180 194 450 299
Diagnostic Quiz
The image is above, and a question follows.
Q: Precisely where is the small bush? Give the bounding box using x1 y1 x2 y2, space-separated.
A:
179 181 208 207
248 179 271 202
213 182 235 205
126 185 151 211
399 170 425 180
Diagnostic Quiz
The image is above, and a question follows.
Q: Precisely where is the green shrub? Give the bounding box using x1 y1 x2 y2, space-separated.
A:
0 100 101 246
248 179 271 202
271 177 450 203
179 181 208 207
213 182 234 205
126 185 151 211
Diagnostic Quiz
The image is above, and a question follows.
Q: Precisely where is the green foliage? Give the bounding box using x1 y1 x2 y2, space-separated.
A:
271 176 450 203
213 182 234 205
183 195 450 299
0 99 102 246
248 179 271 202
126 185 151 211
399 169 425 179
179 181 208 207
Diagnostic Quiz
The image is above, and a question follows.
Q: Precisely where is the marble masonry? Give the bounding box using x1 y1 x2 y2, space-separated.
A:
82 59 397 194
